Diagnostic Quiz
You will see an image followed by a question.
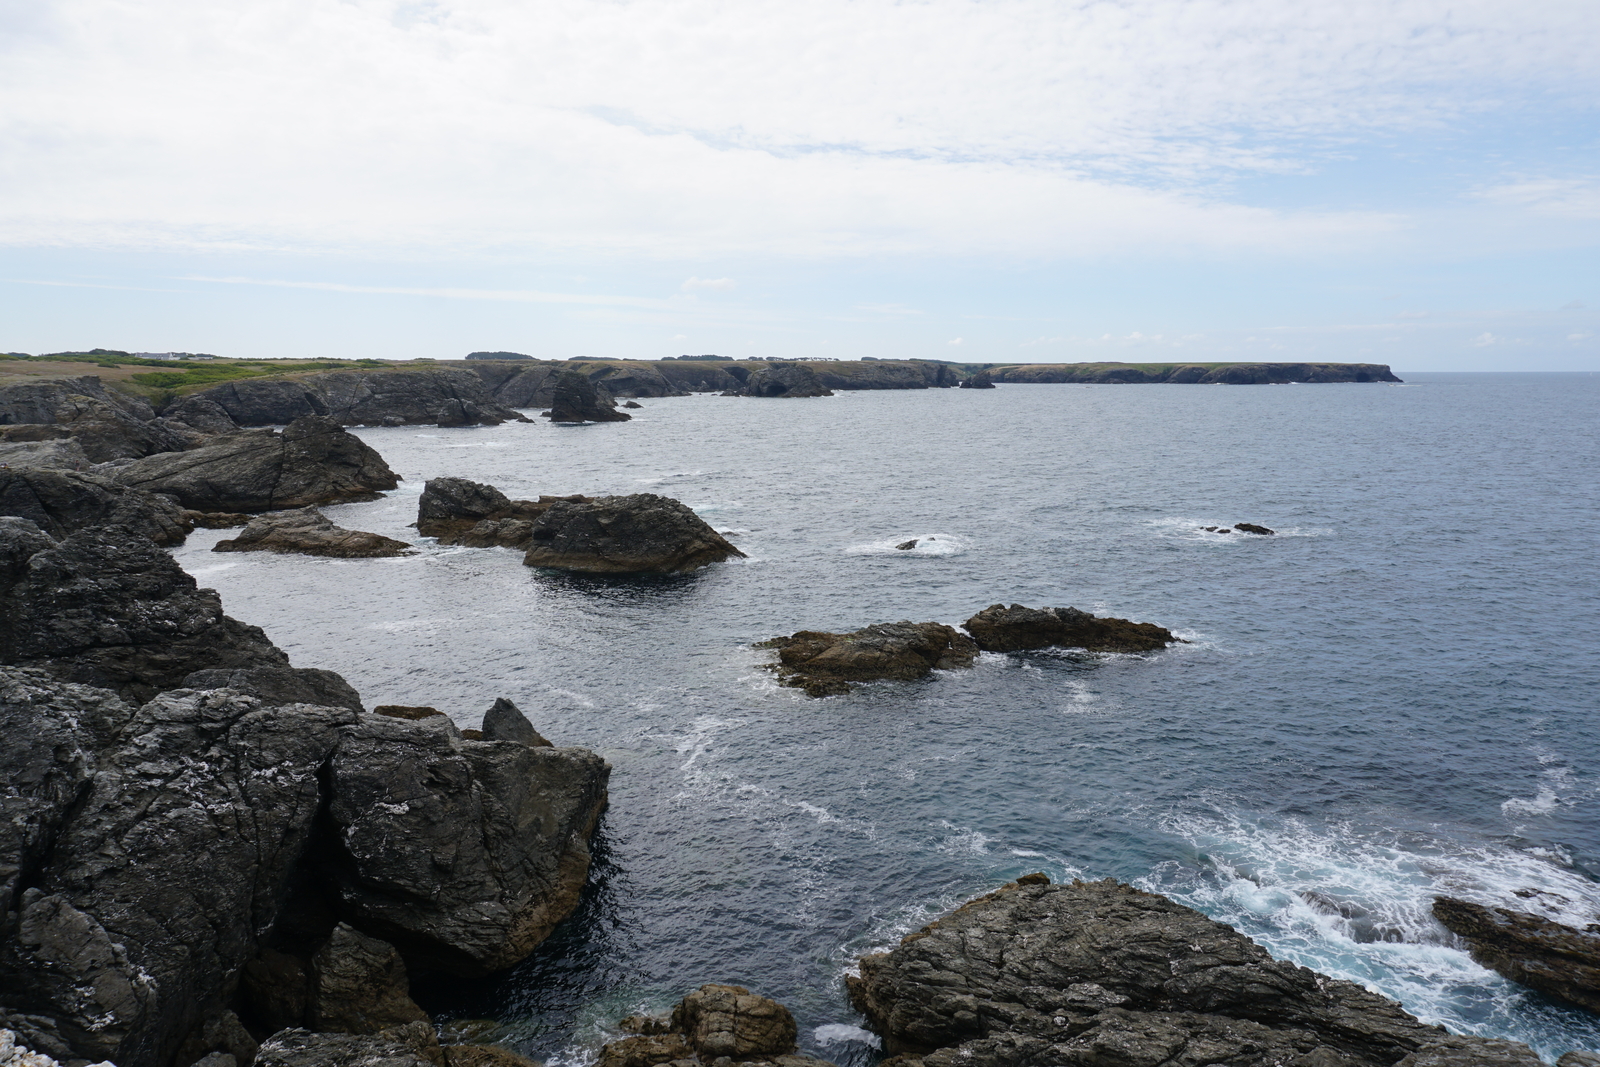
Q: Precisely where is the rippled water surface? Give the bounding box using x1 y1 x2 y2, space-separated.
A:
169 373 1600 1062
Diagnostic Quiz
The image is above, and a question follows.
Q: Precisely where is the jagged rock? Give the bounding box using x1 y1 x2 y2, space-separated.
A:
730 363 833 398
959 371 995 389
374 705 446 721
437 399 495 428
190 369 527 427
0 524 290 701
521 493 743 574
962 604 1179 653
0 375 193 462
442 1045 544 1067
0 1029 114 1067
416 477 588 550
324 712 611 976
172 1010 258 1067
1558 1053 1600 1067
243 947 312 1032
481 697 552 747
184 510 253 528
597 987 831 1067
255 1022 444 1067
1235 522 1275 535
114 415 400 512
849 876 1541 1067
544 371 631 423
0 438 91 470
309 925 429 1034
622 400 643 409
1432 897 1600 1013
0 466 194 545
1393 1037 1546 1067
213 507 412 558
161 394 240 435
896 539 918 550
759 622 978 696
182 666 365 713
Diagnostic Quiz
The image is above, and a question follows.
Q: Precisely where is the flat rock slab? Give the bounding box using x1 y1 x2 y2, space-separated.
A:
214 507 412 558
963 603 1178 653
759 621 977 696
849 876 1544 1067
521 493 743 574
1433 896 1600 1013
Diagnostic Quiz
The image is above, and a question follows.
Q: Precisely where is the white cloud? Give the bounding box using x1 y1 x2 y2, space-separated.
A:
681 277 736 291
1478 179 1600 220
947 337 963 346
1472 332 1498 346
4 0 1588 260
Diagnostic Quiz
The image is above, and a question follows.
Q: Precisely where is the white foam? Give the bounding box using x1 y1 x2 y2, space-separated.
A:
844 533 966 557
811 1024 880 1048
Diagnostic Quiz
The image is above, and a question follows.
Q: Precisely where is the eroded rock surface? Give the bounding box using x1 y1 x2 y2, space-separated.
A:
214 506 412 558
309 925 430 1034
759 621 978 696
544 370 630 423
0 375 193 462
521 493 744 574
729 363 834 398
597 985 833 1067
1433 897 1600 1013
191 369 527 427
255 1022 444 1067
0 465 194 545
963 603 1179 653
114 415 400 512
416 476 588 550
849 877 1542 1067
959 370 995 389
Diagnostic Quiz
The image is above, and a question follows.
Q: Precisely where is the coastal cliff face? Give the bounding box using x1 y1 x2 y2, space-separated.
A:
0 375 199 461
986 362 1402 384
189 368 529 427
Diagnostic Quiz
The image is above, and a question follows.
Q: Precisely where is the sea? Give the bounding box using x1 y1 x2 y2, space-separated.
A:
168 372 1600 1064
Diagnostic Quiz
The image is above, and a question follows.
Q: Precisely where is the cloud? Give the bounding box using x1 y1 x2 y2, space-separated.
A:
1477 179 1600 221
857 303 923 316
1472 332 1498 346
681 276 736 291
947 337 963 346
6 0 1587 259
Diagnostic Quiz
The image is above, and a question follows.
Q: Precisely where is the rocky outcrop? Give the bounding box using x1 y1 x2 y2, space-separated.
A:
309 925 430 1034
1235 522 1275 535
1432 897 1600 1013
0 1030 114 1067
729 363 834 399
214 507 413 558
255 1022 444 1067
545 370 631 422
114 415 400 512
598 985 834 1067
963 604 1179 653
482 697 552 747
0 375 195 461
759 621 978 696
416 477 589 550
189 369 529 427
0 466 194 545
0 438 92 469
987 362 1402 384
959 370 995 389
521 493 745 574
182 665 366 713
0 521 290 701
324 711 611 976
849 876 1543 1067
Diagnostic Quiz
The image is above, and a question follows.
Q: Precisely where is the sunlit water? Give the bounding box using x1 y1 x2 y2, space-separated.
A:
169 374 1600 1063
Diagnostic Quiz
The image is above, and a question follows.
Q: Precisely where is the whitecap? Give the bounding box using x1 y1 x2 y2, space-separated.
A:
811 1024 880 1048
844 533 966 557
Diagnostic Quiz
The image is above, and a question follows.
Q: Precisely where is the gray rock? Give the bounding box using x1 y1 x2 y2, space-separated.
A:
597 986 830 1067
1393 1036 1546 1066
1558 1053 1600 1067
161 393 240 435
0 438 92 469
0 465 194 544
113 415 400 512
310 924 430 1034
0 376 192 462
544 370 630 423
729 363 833 398
758 621 978 696
849 877 1539 1067
521 493 744 574
963 603 1179 653
255 1022 444 1067
171 1009 258 1067
443 1044 544 1067
213 506 413 558
190 368 527 428
959 370 995 389
1433 896 1600 1013
181 666 365 713
0 525 290 702
325 713 611 975
481 697 552 747
416 477 586 550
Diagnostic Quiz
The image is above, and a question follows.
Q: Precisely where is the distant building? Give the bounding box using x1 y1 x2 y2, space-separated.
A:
133 352 218 361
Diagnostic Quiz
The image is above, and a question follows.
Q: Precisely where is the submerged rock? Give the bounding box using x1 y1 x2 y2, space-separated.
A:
113 415 400 513
962 603 1179 653
213 507 412 558
521 493 744 574
544 370 631 423
1432 897 1600 1013
759 621 978 696
597 985 833 1067
849 876 1543 1067
1235 522 1276 535
416 476 588 550
896 539 919 550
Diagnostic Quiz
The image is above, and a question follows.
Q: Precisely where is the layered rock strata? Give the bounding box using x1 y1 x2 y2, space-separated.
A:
416 476 589 550
849 876 1546 1067
521 493 745 574
113 415 400 512
759 622 978 696
0 375 196 461
187 369 528 427
1432 897 1600 1013
544 370 631 423
214 507 413 558
0 465 194 545
963 604 1179 653
598 984 835 1067
727 363 834 398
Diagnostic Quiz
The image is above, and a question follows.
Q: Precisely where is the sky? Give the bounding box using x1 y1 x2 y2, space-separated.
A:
2 0 1598 370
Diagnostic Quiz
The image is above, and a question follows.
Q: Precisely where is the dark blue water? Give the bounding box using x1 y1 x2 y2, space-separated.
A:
169 373 1600 1062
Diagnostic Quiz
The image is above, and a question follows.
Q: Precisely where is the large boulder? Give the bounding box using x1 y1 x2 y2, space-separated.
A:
113 415 400 512
521 493 744 574
0 375 193 462
214 507 413 558
0 465 194 545
959 370 995 389
962 603 1179 653
180 666 365 713
0 437 92 469
1432 897 1600 1013
416 476 587 550
0 522 290 701
849 876 1543 1067
544 370 631 423
309 925 430 1034
597 985 833 1067
730 363 833 398
324 711 611 976
759 621 978 696
191 369 528 427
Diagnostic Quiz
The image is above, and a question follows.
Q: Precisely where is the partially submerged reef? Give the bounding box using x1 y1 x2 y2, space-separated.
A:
6 360 1594 1067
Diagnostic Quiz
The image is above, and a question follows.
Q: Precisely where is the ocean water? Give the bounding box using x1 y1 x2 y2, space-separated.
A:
168 373 1600 1063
